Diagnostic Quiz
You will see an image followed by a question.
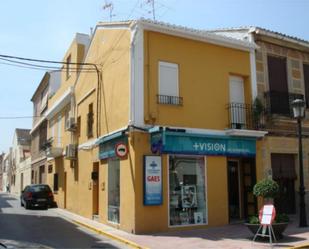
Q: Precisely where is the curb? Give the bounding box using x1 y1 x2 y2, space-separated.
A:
72 220 149 249
288 243 309 249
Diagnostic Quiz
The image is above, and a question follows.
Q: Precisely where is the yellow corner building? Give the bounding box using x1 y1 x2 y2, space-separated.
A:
42 20 267 234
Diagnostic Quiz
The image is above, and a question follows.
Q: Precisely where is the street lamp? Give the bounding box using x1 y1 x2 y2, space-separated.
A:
292 98 307 227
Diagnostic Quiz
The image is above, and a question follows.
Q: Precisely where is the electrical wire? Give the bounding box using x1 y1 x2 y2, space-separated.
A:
0 116 42 119
0 57 97 72
0 53 99 67
0 61 98 73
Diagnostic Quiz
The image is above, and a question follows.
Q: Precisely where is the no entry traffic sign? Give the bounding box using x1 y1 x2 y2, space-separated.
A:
115 142 128 158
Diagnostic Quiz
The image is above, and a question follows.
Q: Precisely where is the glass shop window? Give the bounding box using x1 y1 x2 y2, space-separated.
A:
169 156 207 226
108 159 120 223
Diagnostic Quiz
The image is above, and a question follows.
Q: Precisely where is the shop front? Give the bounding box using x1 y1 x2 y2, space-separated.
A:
151 129 258 227
96 128 260 233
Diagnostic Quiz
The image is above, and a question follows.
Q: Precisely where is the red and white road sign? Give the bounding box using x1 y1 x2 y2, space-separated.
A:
115 142 128 158
259 204 276 225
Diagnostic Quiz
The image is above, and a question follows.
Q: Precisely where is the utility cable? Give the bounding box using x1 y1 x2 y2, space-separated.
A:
0 53 100 67
0 116 42 119
0 61 97 73
0 57 97 71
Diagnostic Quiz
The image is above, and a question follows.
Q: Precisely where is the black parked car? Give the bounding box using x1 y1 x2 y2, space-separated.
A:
20 184 54 209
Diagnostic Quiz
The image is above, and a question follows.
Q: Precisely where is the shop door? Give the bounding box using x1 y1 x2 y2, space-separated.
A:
228 161 240 220
242 158 257 218
271 154 296 214
92 163 99 216
39 165 45 184
228 159 257 221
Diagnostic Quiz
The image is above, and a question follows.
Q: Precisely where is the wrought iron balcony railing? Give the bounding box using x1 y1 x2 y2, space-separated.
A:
227 102 266 130
157 94 183 106
264 91 304 117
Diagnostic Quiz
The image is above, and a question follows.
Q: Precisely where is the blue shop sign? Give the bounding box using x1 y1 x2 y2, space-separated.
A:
151 131 256 157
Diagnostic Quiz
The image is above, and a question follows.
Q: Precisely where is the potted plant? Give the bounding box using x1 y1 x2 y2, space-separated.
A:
252 97 265 129
244 179 289 239
245 213 289 239
253 178 279 204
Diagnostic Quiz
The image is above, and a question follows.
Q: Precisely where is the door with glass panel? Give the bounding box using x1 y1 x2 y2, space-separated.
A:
108 159 120 223
169 156 207 226
227 160 240 220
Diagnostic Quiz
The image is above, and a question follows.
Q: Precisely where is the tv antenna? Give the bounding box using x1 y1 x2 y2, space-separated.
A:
144 0 156 20
103 1 115 21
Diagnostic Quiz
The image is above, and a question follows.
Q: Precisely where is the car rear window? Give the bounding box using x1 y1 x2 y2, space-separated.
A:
31 185 51 192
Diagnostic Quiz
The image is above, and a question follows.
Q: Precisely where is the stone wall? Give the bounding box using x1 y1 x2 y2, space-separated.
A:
255 41 309 99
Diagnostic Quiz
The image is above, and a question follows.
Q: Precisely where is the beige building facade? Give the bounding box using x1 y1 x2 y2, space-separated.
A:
214 27 309 215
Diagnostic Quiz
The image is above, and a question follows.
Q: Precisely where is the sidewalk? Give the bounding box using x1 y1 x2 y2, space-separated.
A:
52 207 309 249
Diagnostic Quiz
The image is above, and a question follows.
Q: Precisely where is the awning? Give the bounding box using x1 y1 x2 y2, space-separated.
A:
151 129 257 157
96 129 128 160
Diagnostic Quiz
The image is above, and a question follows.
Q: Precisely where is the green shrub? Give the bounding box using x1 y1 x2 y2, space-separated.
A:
249 215 260 224
275 213 289 223
248 214 289 224
253 178 279 198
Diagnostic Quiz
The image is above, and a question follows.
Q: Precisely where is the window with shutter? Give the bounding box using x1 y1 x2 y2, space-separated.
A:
267 55 289 114
87 103 94 138
303 64 309 108
158 61 182 105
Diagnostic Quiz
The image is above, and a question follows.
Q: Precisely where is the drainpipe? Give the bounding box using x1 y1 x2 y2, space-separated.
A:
249 33 258 100
129 21 139 127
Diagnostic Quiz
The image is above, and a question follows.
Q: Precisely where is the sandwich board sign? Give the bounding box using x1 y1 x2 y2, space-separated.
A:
253 204 277 245
259 205 276 225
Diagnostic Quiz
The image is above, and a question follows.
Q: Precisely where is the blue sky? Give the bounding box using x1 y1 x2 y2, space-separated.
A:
0 0 308 153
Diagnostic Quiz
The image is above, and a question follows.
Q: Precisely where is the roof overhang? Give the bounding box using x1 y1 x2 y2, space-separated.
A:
96 19 257 52
31 72 50 102
45 87 73 120
30 117 46 135
250 27 309 51
137 19 256 52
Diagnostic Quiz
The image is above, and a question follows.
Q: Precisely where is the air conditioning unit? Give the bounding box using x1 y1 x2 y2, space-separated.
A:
65 144 77 160
65 117 76 132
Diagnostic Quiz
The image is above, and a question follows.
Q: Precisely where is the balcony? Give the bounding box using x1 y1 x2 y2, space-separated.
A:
227 102 266 130
157 95 183 106
264 91 304 117
46 147 63 158
44 138 63 158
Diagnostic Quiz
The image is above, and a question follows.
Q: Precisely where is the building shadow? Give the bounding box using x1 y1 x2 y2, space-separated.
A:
0 213 122 249
149 222 309 245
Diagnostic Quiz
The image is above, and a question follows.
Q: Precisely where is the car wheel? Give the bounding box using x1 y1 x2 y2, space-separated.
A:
25 201 31 210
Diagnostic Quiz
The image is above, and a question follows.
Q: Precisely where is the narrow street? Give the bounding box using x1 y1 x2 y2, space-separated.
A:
0 193 128 249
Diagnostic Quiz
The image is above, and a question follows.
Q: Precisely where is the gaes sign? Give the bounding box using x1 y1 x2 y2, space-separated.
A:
144 155 162 205
115 142 128 158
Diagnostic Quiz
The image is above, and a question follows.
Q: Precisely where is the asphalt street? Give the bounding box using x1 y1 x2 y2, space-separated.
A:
0 192 128 249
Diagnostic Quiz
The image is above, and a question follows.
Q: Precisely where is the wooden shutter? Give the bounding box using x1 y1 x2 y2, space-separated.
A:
303 64 309 107
267 56 289 114
271 153 296 180
267 56 288 92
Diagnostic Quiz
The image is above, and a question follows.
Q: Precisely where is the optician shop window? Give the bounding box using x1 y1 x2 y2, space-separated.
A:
169 156 207 226
108 159 120 224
